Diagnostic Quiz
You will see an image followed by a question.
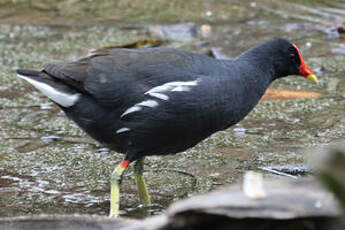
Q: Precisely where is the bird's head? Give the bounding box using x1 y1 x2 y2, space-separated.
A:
271 38 318 83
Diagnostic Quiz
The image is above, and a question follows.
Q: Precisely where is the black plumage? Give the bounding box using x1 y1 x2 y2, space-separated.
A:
16 38 317 216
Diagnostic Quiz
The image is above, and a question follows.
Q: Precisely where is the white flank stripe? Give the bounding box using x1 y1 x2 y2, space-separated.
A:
17 74 79 107
146 84 170 94
121 106 142 117
145 80 198 94
136 100 159 108
121 100 159 118
166 81 198 86
148 92 169 101
171 85 190 92
116 127 130 134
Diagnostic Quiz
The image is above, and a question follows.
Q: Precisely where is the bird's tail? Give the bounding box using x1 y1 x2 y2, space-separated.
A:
16 69 80 107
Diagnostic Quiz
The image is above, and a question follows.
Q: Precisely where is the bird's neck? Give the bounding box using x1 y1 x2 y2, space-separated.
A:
235 43 277 81
226 46 276 94
216 51 276 129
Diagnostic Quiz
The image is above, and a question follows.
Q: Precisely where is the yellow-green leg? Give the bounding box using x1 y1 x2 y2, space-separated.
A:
109 160 130 218
134 158 151 206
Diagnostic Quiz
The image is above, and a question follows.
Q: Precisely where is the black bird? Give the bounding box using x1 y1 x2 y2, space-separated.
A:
16 38 317 217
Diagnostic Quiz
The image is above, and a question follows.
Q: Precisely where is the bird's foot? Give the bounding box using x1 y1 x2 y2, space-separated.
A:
134 158 152 206
109 160 130 218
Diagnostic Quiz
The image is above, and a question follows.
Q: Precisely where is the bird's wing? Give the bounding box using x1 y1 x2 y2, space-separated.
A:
42 48 212 106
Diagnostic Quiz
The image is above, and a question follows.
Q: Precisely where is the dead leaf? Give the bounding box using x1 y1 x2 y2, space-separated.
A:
261 88 322 101
96 39 163 51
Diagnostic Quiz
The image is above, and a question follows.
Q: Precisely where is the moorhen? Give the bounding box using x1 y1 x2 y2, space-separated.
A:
16 38 317 217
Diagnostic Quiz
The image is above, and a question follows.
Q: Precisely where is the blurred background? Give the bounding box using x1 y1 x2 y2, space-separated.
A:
0 0 344 219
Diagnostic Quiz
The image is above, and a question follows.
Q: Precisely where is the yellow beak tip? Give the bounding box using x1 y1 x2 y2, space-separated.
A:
307 74 318 84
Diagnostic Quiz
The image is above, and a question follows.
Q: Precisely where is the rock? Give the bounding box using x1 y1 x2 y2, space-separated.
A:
148 23 197 41
0 214 137 230
167 178 341 229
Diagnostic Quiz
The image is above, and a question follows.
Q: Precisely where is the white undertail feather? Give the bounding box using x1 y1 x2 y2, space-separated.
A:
17 74 80 107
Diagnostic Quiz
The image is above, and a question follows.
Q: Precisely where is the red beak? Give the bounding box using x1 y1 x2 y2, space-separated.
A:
292 43 318 83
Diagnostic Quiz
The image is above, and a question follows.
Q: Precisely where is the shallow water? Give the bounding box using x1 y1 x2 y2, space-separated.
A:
0 0 344 218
